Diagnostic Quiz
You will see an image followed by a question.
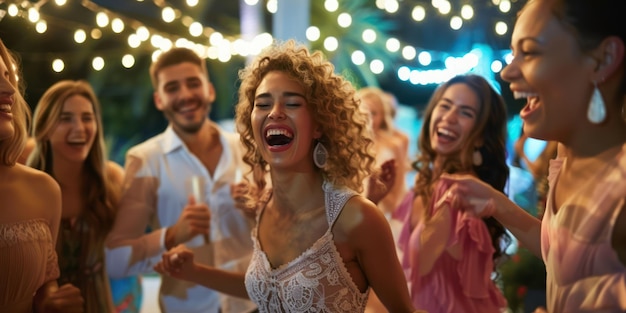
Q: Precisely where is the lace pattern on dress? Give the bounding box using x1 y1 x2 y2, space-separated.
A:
0 218 53 247
0 218 60 282
245 182 369 313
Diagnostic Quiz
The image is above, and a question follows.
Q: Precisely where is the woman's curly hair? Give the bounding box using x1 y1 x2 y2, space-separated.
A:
413 74 510 264
235 40 376 193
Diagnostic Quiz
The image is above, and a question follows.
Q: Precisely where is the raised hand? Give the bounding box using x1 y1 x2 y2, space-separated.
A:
165 195 211 249
230 181 257 218
367 159 396 204
439 173 497 217
41 283 84 313
154 244 196 281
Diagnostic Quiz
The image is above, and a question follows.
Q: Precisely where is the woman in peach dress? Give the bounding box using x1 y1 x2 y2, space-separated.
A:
0 38 83 312
444 0 626 311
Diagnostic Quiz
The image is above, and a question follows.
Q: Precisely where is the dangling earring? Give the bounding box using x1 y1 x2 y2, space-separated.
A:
587 81 607 124
313 141 328 169
473 148 482 166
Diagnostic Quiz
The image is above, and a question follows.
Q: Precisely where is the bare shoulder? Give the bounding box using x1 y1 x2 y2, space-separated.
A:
394 130 409 148
334 195 389 241
15 164 60 195
12 164 61 221
106 160 125 185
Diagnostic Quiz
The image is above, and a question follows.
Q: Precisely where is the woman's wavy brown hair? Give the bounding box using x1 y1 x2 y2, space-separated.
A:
235 40 376 193
28 80 118 242
413 74 510 263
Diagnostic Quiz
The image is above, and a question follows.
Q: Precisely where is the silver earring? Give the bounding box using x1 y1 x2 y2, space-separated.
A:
313 141 328 169
587 82 607 124
473 148 482 166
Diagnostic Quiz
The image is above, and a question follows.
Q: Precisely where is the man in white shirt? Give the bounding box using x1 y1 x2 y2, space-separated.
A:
106 47 256 313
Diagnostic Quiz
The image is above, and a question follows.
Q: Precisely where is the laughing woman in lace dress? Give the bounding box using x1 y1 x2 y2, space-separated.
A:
154 41 419 313
0 38 83 313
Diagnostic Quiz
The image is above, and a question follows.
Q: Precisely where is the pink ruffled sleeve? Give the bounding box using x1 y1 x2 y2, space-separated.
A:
395 190 415 255
401 180 507 310
453 210 497 298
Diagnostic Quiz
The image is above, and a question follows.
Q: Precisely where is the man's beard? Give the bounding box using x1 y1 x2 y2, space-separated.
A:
164 103 209 134
175 116 205 134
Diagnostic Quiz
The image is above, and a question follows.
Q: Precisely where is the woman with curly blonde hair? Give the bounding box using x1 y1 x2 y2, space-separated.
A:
155 41 417 313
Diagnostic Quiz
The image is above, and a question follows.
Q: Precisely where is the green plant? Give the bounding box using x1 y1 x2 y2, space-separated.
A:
500 247 547 312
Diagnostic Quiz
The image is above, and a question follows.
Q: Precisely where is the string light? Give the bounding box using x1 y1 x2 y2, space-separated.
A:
96 12 109 27
306 26 320 41
7 4 18 16
495 21 508 35
28 7 40 22
418 51 432 66
386 38 400 53
337 13 351 28
161 7 175 23
266 0 277 14
384 0 400 14
52 59 64 72
499 0 512 13
412 6 426 21
189 22 203 37
323 37 338 52
122 54 135 68
92 56 105 71
324 0 339 13
370 59 384 74
491 60 503 73
35 20 47 33
2 0 518 83
367 0 520 84
91 29 102 40
351 50 366 65
111 18 124 33
362 29 377 44
402 46 417 61
450 16 463 30
74 29 87 43
461 5 474 20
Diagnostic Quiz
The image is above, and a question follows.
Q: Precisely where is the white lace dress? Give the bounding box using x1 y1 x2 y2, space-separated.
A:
244 182 370 313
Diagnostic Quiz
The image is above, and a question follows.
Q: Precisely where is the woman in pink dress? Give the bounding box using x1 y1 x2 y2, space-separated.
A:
442 0 626 312
0 38 83 312
395 74 510 313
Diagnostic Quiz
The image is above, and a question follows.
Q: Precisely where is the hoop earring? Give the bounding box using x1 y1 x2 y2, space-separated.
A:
587 82 607 124
473 148 482 166
313 141 328 169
